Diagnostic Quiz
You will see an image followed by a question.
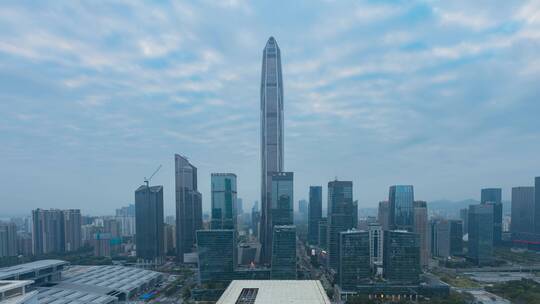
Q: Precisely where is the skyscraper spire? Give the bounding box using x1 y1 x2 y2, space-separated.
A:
260 36 284 264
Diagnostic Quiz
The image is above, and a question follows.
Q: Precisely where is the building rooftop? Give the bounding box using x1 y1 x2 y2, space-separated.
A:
37 287 117 304
0 280 38 304
217 280 330 304
0 260 68 280
60 265 162 295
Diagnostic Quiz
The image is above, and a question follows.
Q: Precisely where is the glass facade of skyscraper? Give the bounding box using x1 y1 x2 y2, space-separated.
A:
308 186 323 245
468 204 494 265
197 229 236 285
211 173 237 230
383 230 420 284
271 225 297 280
389 185 414 231
135 185 164 264
338 230 370 291
328 180 356 271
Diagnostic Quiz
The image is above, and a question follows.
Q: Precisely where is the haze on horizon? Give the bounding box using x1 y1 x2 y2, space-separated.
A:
0 1 539 217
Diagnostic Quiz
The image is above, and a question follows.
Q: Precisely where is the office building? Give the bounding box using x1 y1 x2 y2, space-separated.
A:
459 208 468 235
308 186 323 245
237 198 244 215
413 201 429 267
260 37 285 264
251 204 261 238
449 220 463 255
431 219 462 258
511 187 535 236
197 229 236 285
175 154 203 262
383 230 420 284
389 185 414 231
216 280 331 304
271 225 296 280
265 172 293 261
211 173 237 230
368 223 383 265
32 209 65 255
468 204 494 265
298 199 308 223
92 232 112 257
338 230 370 290
328 180 356 271
135 185 164 264
318 218 328 250
481 188 503 246
62 209 82 252
0 222 17 257
164 224 175 256
378 201 390 231
115 204 135 217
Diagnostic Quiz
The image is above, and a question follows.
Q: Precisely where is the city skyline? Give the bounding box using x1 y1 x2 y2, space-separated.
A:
1 1 540 217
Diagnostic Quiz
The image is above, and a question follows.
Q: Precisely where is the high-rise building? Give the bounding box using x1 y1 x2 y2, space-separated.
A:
92 232 112 257
389 185 414 231
308 186 323 245
378 201 390 230
449 220 463 256
117 216 135 237
383 230 420 284
211 173 237 230
459 208 468 236
298 199 308 223
338 230 370 290
251 204 261 238
431 219 463 257
328 180 356 271
62 209 82 252
135 185 164 264
0 222 17 257
481 188 502 246
260 36 285 264
104 218 121 238
175 154 203 263
368 223 383 265
32 209 65 255
237 198 244 215
318 218 328 250
164 224 175 256
413 201 429 267
197 229 236 285
468 204 494 265
271 225 296 280
511 187 535 237
116 204 135 217
265 172 293 262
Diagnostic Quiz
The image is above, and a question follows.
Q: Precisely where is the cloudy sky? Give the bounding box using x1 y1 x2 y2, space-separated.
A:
1 1 539 216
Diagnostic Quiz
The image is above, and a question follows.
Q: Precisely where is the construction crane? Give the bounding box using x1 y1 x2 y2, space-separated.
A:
144 164 162 187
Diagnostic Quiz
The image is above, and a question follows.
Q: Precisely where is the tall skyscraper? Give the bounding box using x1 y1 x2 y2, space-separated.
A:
211 173 237 230
459 208 469 236
368 223 383 266
197 229 236 285
338 230 370 290
298 199 308 223
135 185 164 264
389 185 414 231
0 222 17 257
308 186 323 245
32 209 65 255
318 218 328 250
271 225 296 280
62 209 81 252
378 201 390 230
260 36 285 264
413 201 429 267
511 187 535 238
449 220 463 256
251 204 261 238
328 180 356 271
175 154 203 263
383 230 420 284
263 171 293 264
468 204 494 265
481 188 502 246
